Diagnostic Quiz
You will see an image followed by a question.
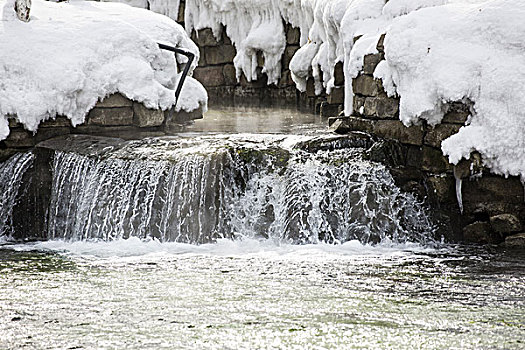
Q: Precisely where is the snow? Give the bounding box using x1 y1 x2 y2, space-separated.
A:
0 0 207 140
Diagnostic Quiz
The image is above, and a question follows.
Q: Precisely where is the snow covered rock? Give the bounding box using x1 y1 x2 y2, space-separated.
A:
0 0 207 141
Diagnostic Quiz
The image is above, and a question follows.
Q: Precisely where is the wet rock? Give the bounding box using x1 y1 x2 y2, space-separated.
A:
373 120 424 146
442 102 470 124
490 214 522 235
133 103 165 127
463 221 498 244
4 130 36 148
329 118 352 134
40 116 72 128
320 102 342 118
504 233 525 249
352 75 383 97
286 25 301 45
283 46 299 69
223 64 238 86
364 140 405 167
191 28 220 47
424 123 462 148
295 132 373 152
36 135 125 157
96 93 133 108
426 175 455 203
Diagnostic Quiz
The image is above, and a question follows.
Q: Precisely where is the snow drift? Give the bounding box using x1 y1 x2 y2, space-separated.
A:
0 0 207 140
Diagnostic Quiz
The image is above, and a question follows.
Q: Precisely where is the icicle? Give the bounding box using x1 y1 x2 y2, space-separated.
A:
521 175 525 203
454 169 464 214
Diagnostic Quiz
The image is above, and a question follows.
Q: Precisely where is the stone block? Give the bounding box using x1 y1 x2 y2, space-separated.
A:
279 69 294 87
373 120 424 146
133 103 165 127
463 175 524 205
306 78 316 97
427 174 456 203
342 116 374 134
352 96 366 115
177 0 185 23
283 46 299 69
192 28 220 47
422 146 453 173
453 152 483 179
198 47 206 66
257 51 265 68
4 130 35 148
362 53 384 75
424 123 462 148
334 62 344 86
165 107 203 126
87 107 134 126
463 221 497 244
406 146 422 168
193 66 225 87
39 116 72 128
96 93 133 108
327 87 344 104
490 214 522 234
34 127 70 143
319 102 342 118
442 111 469 124
204 45 236 65
504 233 525 249
376 33 386 53
239 68 268 88
286 25 301 45
223 64 238 86
352 74 383 97
363 96 399 119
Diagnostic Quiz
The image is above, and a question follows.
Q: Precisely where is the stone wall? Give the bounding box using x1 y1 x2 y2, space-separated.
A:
0 93 203 162
330 35 525 246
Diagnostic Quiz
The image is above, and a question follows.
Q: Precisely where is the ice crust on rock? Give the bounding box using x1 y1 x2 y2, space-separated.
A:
0 0 206 140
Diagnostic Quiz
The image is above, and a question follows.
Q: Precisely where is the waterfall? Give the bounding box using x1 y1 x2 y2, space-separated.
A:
43 135 435 244
0 152 34 236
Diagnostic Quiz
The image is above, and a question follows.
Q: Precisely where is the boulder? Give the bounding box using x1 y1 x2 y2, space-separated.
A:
463 221 498 244
490 214 522 234
504 233 525 249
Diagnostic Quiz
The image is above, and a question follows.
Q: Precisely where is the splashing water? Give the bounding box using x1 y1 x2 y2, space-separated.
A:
0 152 34 236
42 134 435 244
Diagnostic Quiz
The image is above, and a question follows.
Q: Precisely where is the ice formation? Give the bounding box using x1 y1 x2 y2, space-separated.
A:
0 0 207 140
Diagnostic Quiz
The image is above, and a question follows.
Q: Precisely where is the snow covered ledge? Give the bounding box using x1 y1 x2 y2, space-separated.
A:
0 0 207 144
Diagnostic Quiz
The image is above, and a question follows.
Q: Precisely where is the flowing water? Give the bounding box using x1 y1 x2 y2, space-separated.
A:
0 107 524 349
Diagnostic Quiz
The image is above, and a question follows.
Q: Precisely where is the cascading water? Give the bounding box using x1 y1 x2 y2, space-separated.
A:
0 152 34 236
39 134 435 244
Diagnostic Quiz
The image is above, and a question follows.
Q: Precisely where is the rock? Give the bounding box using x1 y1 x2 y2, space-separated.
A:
193 66 225 87
373 120 424 146
352 96 366 115
329 118 352 134
192 28 220 47
362 53 384 75
306 78 316 97
427 175 456 203
376 33 386 53
133 103 165 127
422 146 453 173
177 1 185 23
453 152 483 179
204 45 236 65
352 75 383 97
442 101 470 124
87 107 133 126
463 175 524 205
334 62 344 86
282 46 299 69
39 116 71 128
424 123 461 148
490 214 522 234
96 93 132 108
286 25 301 45
4 130 35 148
363 96 399 119
364 140 405 168
342 116 374 134
463 221 497 244
320 102 342 118
279 69 294 87
223 64 238 86
504 233 525 249
327 87 344 104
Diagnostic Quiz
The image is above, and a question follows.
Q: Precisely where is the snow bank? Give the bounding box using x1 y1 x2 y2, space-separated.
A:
0 0 206 140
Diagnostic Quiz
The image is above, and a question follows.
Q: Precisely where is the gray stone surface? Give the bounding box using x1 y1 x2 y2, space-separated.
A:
453 152 483 179
490 214 522 234
96 93 133 108
364 96 399 119
376 33 386 53
193 66 225 87
427 175 455 203
283 46 299 69
504 233 525 248
223 64 238 86
327 87 344 104
320 102 342 118
133 103 165 127
87 107 134 126
422 146 453 173
362 53 384 75
373 120 424 146
352 75 383 97
424 123 461 148
192 28 220 47
286 25 300 45
463 221 496 244
334 62 344 86
204 45 236 65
